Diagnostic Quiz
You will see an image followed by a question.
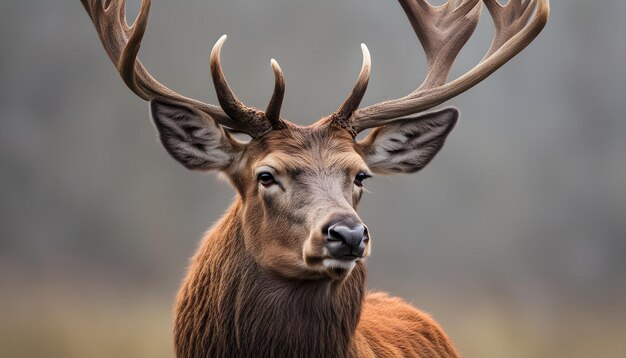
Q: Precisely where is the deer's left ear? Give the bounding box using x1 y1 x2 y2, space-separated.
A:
358 107 458 174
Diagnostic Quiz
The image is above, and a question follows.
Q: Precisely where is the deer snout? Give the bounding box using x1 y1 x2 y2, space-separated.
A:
324 219 369 259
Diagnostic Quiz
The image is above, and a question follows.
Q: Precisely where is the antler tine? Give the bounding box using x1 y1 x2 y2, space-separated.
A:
104 0 130 34
322 44 371 134
265 59 287 128
483 0 538 58
81 0 149 99
209 36 255 123
406 0 483 91
209 36 287 137
80 0 272 135
118 0 150 99
351 0 549 133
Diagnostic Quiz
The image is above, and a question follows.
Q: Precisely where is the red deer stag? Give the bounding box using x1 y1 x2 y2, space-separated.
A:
81 0 549 356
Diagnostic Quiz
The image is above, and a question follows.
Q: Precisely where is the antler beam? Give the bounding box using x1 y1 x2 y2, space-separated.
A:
348 0 550 133
81 0 289 138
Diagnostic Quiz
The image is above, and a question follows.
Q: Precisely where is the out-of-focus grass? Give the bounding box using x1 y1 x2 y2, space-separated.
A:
388 291 626 358
447 305 626 358
0 285 173 358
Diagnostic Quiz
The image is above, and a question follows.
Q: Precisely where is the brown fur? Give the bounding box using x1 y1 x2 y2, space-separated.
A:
173 127 459 357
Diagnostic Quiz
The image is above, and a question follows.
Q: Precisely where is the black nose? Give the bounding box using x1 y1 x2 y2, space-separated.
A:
325 220 368 259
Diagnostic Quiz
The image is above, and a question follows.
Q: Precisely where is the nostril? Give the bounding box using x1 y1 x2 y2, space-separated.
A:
326 224 343 242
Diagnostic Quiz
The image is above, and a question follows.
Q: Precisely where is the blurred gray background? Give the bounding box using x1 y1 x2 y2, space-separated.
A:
1 0 625 357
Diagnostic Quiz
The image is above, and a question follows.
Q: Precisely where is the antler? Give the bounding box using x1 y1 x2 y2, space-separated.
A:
80 0 288 138
209 35 288 133
340 0 549 134
320 44 371 135
83 0 548 138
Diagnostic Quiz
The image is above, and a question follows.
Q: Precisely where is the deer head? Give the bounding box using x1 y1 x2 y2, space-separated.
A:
81 0 549 282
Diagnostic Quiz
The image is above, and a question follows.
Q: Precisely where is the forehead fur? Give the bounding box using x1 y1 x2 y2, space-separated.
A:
249 127 367 173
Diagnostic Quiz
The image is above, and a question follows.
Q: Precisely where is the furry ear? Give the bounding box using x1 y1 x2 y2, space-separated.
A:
358 107 458 174
150 98 240 171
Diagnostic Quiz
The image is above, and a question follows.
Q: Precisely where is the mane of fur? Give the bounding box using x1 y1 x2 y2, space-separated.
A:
174 200 365 357
174 199 458 358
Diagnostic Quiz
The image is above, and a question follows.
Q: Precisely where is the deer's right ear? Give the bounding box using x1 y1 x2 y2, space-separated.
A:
150 98 241 171
358 107 458 174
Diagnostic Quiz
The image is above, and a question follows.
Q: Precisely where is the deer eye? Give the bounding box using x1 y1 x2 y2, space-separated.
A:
257 172 276 187
354 172 371 187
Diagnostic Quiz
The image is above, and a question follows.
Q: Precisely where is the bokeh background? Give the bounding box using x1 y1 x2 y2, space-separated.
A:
1 0 625 357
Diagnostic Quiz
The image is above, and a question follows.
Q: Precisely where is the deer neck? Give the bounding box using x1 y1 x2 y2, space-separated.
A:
174 198 367 357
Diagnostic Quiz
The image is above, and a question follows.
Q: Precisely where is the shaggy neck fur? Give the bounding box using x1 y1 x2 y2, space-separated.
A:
174 199 367 357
